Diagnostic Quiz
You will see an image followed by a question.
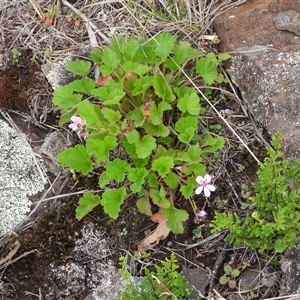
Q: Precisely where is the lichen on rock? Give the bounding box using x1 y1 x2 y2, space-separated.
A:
0 119 46 234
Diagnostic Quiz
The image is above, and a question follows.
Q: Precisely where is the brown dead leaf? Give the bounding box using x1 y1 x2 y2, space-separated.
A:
44 17 53 26
151 208 164 223
74 18 81 27
138 208 171 253
96 75 112 87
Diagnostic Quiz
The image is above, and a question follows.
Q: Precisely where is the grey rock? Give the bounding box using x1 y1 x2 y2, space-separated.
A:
42 46 91 90
181 267 209 298
0 119 46 234
44 222 133 300
213 0 300 159
280 238 300 296
37 130 70 174
273 10 300 36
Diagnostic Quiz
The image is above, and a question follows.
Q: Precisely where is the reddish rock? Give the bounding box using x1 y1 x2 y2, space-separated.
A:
213 0 300 158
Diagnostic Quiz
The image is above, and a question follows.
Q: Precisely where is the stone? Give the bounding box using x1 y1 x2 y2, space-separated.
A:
280 238 300 297
37 130 71 174
0 119 46 234
42 46 91 90
213 0 300 159
181 267 209 298
273 10 300 36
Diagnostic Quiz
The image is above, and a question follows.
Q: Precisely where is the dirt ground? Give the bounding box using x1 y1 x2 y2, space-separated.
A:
0 1 283 299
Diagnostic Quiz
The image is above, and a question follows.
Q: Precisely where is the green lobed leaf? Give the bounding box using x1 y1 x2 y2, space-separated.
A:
150 101 172 125
98 171 110 188
122 39 140 61
149 188 170 208
204 134 225 152
174 86 198 98
102 107 121 123
152 156 174 177
136 197 152 216
77 100 99 126
217 52 231 61
52 85 82 110
164 41 203 71
68 78 96 94
157 136 173 147
180 177 196 199
178 128 196 144
122 61 139 72
177 92 200 115
100 47 120 75
143 123 170 137
183 163 206 176
153 73 175 102
196 57 218 85
154 32 177 58
91 87 126 105
164 172 179 189
162 207 189 234
153 147 178 160
134 38 156 63
110 36 125 58
86 135 118 162
175 116 198 133
132 76 153 95
101 187 126 219
177 145 202 163
147 171 159 188
76 192 101 220
132 64 153 77
59 108 78 126
90 48 102 64
106 158 130 182
126 107 145 127
136 135 156 159
128 168 149 193
57 145 93 175
65 60 91 77
126 130 140 144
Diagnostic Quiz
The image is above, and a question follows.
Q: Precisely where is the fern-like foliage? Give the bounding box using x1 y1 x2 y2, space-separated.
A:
211 132 300 252
115 253 199 299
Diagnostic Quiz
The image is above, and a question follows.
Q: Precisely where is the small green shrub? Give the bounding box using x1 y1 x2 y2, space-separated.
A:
115 253 199 300
53 33 229 233
211 132 300 252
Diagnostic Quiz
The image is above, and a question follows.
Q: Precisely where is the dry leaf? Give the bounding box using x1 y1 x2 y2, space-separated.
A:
44 17 53 26
74 19 81 27
138 208 171 253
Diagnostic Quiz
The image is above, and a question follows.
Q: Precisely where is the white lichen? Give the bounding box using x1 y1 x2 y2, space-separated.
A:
0 119 46 234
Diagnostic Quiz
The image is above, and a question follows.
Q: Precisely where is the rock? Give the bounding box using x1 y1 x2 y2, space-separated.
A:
0 119 46 234
181 267 209 298
273 10 300 36
37 130 71 174
280 238 300 297
213 0 300 159
42 46 91 90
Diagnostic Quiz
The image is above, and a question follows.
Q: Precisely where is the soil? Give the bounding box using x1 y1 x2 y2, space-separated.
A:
0 1 282 300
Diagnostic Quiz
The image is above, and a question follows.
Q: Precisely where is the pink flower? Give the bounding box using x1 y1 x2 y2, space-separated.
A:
194 208 207 224
69 115 83 131
69 115 88 139
195 174 216 197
